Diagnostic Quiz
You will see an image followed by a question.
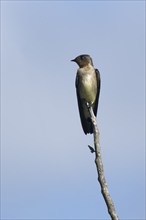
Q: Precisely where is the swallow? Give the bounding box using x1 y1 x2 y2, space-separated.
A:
71 54 100 134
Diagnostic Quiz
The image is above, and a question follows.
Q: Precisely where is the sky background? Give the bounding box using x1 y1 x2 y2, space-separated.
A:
1 1 145 220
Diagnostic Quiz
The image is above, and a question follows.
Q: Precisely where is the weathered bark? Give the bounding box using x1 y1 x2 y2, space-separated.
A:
88 106 119 220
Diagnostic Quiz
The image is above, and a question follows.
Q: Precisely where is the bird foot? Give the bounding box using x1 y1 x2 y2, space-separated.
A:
86 102 91 109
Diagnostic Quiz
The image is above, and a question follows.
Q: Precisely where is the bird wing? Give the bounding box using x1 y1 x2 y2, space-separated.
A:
93 69 101 117
75 75 93 134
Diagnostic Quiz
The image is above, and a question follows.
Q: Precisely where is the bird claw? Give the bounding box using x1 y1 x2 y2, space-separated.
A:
86 102 90 109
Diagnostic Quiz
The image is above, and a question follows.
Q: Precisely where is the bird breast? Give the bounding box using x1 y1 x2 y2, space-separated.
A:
77 68 97 104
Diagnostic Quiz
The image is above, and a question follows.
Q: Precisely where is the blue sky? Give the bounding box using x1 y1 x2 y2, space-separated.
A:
1 1 145 220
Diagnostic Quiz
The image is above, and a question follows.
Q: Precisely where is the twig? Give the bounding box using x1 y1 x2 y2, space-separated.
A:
88 106 119 220
88 145 95 153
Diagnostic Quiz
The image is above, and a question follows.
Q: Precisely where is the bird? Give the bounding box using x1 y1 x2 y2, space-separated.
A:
71 54 100 134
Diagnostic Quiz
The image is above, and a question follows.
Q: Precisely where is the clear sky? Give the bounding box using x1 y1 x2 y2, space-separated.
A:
1 1 145 220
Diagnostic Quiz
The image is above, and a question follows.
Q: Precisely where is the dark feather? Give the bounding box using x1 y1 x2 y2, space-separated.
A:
76 77 92 134
93 69 101 117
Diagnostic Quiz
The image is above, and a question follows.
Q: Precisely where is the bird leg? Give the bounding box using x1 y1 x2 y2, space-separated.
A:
86 102 91 109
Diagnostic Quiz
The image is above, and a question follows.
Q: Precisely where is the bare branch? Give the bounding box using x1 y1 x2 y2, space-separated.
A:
88 106 119 220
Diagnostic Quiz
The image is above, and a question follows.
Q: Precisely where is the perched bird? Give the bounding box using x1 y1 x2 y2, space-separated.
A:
71 54 100 134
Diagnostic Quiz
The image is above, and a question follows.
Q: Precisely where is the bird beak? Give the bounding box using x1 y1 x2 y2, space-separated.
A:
71 59 75 62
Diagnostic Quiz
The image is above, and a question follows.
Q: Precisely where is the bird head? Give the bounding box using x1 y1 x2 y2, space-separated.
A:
71 54 93 68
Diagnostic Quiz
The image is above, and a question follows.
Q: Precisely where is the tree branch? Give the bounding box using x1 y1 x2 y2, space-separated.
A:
88 106 119 220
